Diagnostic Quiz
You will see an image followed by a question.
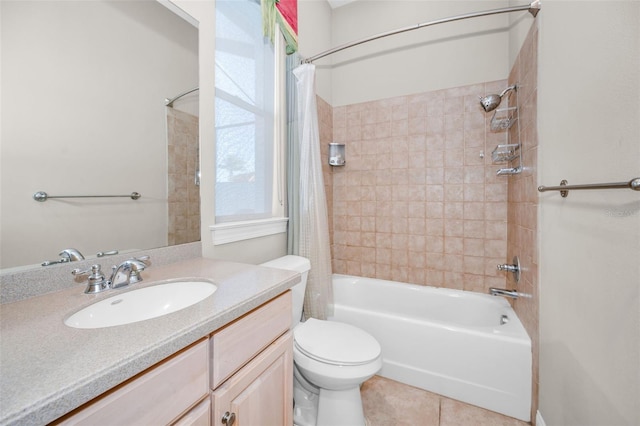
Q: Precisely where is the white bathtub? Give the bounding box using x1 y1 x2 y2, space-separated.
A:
328 274 531 422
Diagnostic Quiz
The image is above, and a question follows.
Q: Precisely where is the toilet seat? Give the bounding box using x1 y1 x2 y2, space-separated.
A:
294 318 381 366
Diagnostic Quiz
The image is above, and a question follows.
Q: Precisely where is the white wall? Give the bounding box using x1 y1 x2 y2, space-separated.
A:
298 0 333 103
0 0 197 268
329 0 512 106
537 1 640 424
508 0 536 69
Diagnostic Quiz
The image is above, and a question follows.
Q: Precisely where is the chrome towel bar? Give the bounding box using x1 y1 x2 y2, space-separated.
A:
538 178 640 198
33 191 141 202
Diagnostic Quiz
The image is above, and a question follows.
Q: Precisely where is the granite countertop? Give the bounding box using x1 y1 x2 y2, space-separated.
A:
0 257 299 426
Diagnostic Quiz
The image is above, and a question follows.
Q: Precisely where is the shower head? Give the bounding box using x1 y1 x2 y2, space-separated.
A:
479 94 502 112
479 85 517 112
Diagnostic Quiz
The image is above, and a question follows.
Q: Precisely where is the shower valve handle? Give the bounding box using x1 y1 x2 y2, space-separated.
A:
497 264 518 272
497 256 521 283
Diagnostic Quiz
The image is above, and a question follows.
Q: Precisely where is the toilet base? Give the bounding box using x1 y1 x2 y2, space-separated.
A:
293 375 318 426
317 387 366 426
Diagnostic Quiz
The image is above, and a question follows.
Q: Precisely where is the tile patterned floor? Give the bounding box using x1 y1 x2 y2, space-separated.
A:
361 376 530 426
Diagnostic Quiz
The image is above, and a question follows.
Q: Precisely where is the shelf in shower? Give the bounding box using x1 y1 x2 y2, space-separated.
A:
490 106 517 131
491 144 520 164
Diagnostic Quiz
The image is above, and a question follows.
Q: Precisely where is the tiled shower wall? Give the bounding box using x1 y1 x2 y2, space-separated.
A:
319 82 514 293
167 108 201 245
317 97 334 248
316 24 539 419
507 22 539 420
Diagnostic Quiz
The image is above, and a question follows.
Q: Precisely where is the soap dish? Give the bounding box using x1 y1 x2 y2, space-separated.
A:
490 106 517 131
492 144 520 163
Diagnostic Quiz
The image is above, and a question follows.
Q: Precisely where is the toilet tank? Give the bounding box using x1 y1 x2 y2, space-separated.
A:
260 255 310 328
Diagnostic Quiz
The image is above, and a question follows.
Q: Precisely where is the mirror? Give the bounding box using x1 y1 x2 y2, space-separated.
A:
0 0 199 270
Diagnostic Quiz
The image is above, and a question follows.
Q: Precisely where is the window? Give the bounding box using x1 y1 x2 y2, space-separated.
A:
215 0 275 223
212 0 286 244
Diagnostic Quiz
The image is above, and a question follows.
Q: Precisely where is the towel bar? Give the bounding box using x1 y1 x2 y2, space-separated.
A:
33 191 141 202
538 178 640 197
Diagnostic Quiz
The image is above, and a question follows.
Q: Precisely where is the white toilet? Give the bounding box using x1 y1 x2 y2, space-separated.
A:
261 255 382 426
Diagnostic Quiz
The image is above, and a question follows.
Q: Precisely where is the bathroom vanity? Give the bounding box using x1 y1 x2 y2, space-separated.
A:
0 258 299 426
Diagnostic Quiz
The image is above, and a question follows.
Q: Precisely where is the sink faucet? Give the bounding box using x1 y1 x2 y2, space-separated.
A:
109 256 150 289
60 248 85 262
72 256 150 293
42 248 85 266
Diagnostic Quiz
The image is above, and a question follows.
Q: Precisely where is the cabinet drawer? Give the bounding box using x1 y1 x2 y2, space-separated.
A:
54 338 209 426
210 291 291 388
173 397 210 426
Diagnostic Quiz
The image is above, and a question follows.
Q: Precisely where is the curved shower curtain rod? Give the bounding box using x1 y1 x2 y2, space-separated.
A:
165 87 199 107
303 0 541 64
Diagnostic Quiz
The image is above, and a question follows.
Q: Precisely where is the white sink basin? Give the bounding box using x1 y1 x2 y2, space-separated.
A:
65 281 217 329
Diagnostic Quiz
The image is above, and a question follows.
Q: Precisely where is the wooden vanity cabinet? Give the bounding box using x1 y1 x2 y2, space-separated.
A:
209 291 293 426
173 398 211 426
52 291 293 426
211 332 292 426
53 338 210 426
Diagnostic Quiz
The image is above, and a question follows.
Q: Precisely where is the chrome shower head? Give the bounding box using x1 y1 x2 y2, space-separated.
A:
479 94 502 112
479 85 517 112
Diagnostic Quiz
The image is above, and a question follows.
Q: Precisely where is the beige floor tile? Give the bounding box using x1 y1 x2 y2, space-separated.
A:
362 376 440 426
439 397 529 426
361 376 530 426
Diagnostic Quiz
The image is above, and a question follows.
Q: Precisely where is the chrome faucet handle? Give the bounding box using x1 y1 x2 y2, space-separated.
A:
96 250 119 257
497 256 521 283
72 264 109 294
497 264 518 272
42 259 69 266
133 255 150 264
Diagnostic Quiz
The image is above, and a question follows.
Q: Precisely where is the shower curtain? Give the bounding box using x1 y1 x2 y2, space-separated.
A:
286 53 300 256
291 63 333 320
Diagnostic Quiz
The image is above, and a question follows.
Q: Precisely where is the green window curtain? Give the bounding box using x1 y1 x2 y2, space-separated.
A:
261 0 298 54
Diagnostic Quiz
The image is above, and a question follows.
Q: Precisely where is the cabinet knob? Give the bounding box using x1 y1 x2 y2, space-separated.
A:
222 411 236 426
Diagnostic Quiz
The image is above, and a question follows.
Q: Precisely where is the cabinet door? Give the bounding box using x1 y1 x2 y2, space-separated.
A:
211 331 293 426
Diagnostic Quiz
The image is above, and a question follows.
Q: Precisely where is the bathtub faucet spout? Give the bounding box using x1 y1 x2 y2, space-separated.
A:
489 288 520 299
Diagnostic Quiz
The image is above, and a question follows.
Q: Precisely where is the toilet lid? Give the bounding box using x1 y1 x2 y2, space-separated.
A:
294 318 381 366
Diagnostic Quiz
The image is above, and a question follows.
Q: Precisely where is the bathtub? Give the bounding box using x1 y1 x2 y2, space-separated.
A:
328 274 531 422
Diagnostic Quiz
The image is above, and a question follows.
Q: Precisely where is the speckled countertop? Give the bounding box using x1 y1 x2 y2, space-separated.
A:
0 257 299 426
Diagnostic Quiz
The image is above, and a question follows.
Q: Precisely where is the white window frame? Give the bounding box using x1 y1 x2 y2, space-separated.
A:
210 15 287 246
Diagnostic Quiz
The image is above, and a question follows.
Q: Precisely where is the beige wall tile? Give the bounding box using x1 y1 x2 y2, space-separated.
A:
506 23 539 420
323 81 512 292
167 108 200 246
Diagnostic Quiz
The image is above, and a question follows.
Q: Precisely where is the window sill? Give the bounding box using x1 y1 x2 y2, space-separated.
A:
209 217 288 245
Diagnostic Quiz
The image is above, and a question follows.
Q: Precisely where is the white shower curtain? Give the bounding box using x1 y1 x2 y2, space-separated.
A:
293 63 333 320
